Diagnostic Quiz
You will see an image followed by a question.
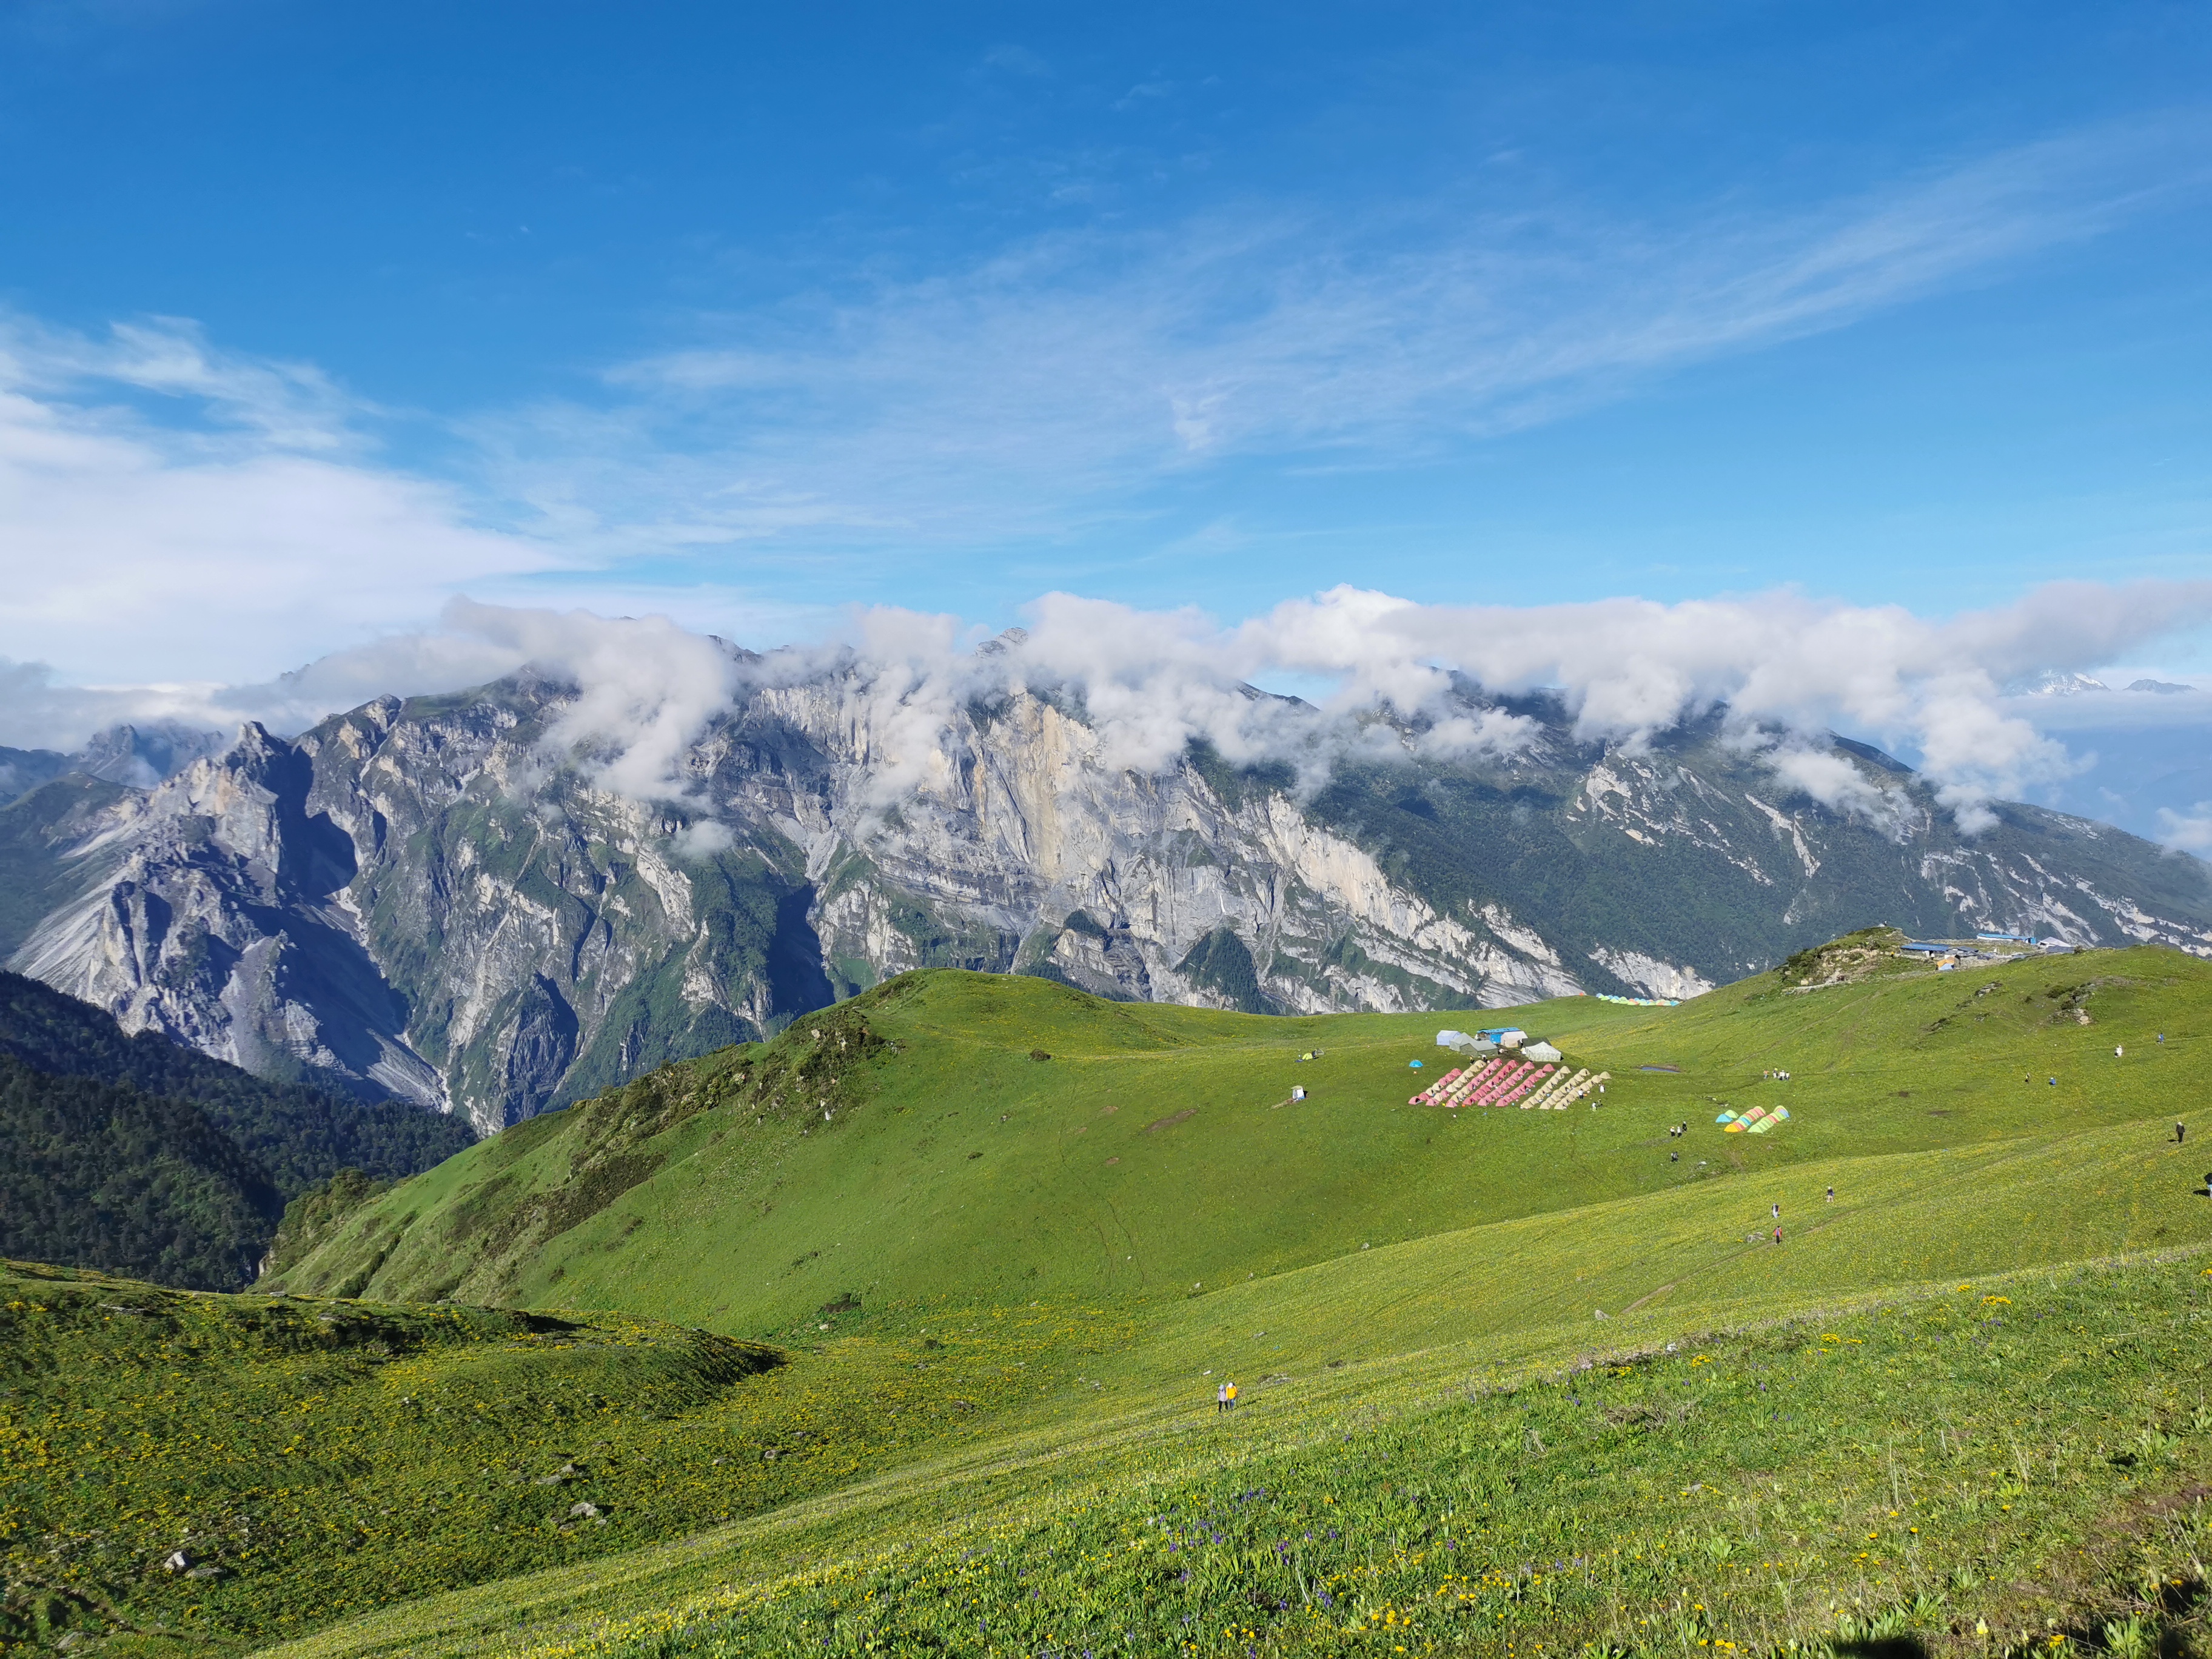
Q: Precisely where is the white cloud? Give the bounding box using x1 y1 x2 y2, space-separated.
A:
0 116 2205 816
709 580 2211 826
0 660 231 752
22 315 361 452
2156 805 2212 855
0 118 2203 704
671 819 736 859
444 600 746 801
9 580 2211 830
1760 744 1906 825
540 116 2211 553
0 316 561 686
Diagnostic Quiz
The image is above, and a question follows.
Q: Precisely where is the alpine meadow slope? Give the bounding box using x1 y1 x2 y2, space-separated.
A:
5 662 2208 1133
268 936 2212 1337
15 933 2212 1657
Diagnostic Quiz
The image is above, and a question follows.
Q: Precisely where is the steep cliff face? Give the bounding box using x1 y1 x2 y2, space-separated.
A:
766 681 1543 1017
7 671 2210 1133
11 724 436 1106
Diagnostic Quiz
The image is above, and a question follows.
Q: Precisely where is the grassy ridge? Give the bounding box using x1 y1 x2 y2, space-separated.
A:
12 939 2212 1655
271 943 2212 1338
18 1031 2196 1654
1104 1107 2210 1395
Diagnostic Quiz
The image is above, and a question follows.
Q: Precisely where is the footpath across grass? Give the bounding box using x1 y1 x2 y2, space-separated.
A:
280 1252 2212 1659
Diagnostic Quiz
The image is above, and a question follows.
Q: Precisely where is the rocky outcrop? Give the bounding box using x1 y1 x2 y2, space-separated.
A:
7 671 2210 1133
12 724 441 1107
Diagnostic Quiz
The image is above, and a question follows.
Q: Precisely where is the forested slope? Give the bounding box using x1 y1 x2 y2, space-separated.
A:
0 1056 281 1289
0 972 474 1287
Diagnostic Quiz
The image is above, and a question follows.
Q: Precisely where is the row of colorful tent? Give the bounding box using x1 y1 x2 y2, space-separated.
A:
1412 1057 1549 1108
1717 1105 1789 1134
1411 1058 1612 1111
1521 1067 1610 1110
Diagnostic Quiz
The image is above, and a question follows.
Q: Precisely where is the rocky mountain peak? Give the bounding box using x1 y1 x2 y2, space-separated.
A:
3 668 2207 1133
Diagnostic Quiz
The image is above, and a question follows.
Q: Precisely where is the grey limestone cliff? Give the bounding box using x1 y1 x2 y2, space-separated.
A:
7 670 2210 1133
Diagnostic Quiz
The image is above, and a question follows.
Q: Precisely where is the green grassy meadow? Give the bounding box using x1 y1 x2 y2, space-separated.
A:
264 1253 2212 1659
267 937 2212 1339
10 933 2212 1655
0 1261 1127 1653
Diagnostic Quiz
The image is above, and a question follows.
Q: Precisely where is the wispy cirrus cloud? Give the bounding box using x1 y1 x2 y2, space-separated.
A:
492 114 2212 557
0 312 361 452
0 116 2206 703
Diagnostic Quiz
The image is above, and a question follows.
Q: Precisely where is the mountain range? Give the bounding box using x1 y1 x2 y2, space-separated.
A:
0 720 228 797
4 668 2209 1133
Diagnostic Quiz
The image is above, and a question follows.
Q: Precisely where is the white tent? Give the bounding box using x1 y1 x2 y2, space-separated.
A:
1522 1041 1563 1064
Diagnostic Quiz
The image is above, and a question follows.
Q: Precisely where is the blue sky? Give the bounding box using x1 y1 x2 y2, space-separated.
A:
1 1 2210 831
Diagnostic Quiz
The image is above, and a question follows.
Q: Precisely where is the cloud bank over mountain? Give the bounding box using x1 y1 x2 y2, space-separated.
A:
1 113 2207 695
6 580 2211 838
2 109 2207 842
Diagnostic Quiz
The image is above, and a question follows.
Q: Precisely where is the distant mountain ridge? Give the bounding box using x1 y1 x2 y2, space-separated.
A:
4 670 2210 1132
0 720 229 800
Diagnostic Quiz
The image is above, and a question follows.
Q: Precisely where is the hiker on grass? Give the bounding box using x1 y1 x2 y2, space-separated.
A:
1826 1185 1834 1204
1774 1225 1783 1246
1216 1382 1228 1413
1771 1201 1780 1219
1225 1381 1238 1411
2179 1121 2188 1147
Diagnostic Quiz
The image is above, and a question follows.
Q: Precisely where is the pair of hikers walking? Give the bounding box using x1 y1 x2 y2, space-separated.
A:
1215 1380 1238 1413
